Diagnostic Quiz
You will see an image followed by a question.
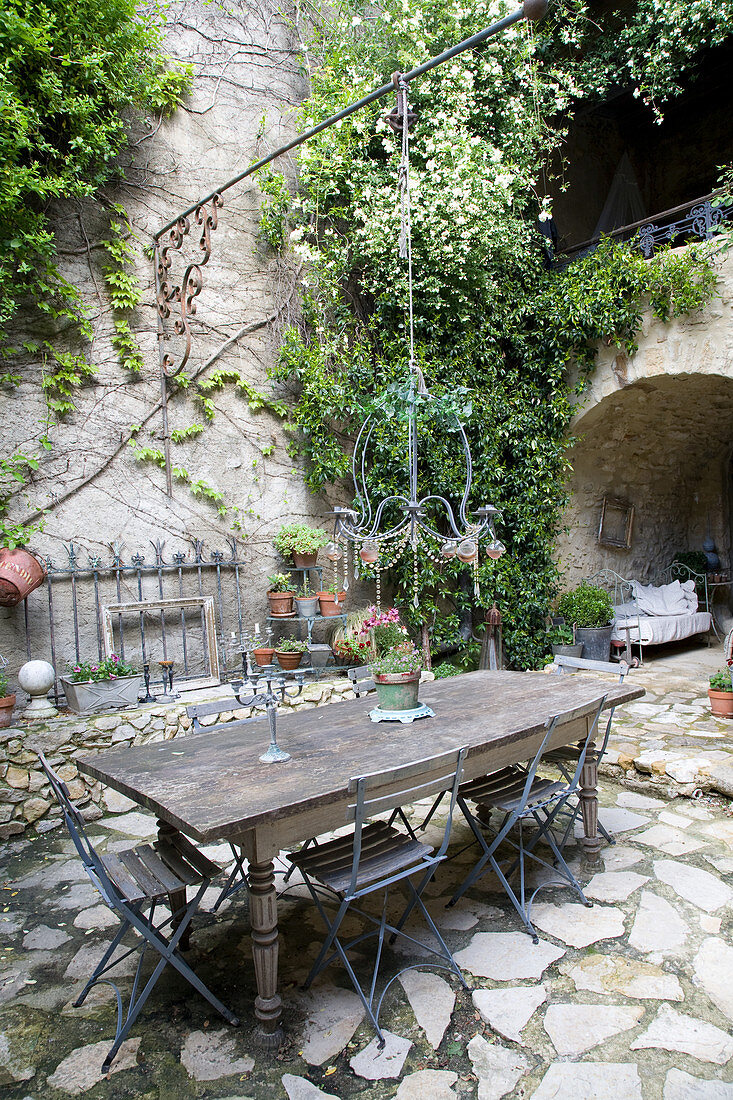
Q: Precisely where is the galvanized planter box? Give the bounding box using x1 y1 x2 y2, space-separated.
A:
61 675 144 715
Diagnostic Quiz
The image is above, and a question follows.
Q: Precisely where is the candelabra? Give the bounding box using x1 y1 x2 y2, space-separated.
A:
231 649 306 763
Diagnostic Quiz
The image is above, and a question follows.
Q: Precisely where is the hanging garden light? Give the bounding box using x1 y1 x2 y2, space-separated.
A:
328 75 505 607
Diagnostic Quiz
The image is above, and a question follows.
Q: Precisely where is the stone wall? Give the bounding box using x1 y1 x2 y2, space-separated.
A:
556 247 733 594
0 1 359 682
0 677 357 839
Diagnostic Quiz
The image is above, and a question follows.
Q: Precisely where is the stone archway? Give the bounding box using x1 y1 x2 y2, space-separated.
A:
557 249 733 589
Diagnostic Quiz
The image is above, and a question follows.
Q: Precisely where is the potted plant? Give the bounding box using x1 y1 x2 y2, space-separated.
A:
273 523 330 569
333 636 371 666
267 573 296 617
274 637 308 671
708 668 733 718
318 580 347 617
294 577 319 618
252 638 276 667
61 654 142 715
548 623 583 659
0 666 15 728
557 582 615 662
0 539 47 607
363 606 423 712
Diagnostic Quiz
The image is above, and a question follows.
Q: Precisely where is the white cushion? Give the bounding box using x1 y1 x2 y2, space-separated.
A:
632 580 688 616
613 601 639 619
680 579 699 612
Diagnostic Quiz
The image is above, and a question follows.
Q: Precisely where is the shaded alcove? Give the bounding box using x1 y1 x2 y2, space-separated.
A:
556 372 733 593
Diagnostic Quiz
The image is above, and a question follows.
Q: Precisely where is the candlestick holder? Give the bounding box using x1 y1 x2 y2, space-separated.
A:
231 654 306 763
158 659 179 700
142 662 157 703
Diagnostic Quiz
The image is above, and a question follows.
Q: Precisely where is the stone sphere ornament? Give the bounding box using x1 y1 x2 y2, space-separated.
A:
18 659 58 720
456 539 477 563
486 539 507 560
359 541 379 564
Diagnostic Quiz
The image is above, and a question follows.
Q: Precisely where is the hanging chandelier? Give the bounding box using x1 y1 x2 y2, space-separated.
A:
327 75 505 608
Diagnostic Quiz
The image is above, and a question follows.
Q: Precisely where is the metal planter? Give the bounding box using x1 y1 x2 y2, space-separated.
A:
295 596 319 618
61 675 143 715
574 627 613 662
373 672 421 711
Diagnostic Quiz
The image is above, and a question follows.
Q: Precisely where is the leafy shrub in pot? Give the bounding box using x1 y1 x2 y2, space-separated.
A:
558 582 614 662
275 637 308 670
708 668 733 718
273 523 329 567
267 572 295 616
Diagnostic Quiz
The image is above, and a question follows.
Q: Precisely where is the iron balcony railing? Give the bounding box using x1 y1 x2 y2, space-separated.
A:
555 190 733 266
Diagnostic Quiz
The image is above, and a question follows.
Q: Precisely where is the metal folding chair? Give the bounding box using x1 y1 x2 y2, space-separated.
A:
288 745 469 1045
37 752 239 1072
547 655 632 851
447 696 607 943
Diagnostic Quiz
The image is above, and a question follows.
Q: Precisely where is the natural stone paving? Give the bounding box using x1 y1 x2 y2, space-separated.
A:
1 662 733 1098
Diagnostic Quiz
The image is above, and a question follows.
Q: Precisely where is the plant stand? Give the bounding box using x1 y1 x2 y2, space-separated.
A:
368 703 435 724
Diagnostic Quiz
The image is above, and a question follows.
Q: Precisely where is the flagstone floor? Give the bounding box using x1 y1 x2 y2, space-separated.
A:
1 777 731 1098
1 642 732 1099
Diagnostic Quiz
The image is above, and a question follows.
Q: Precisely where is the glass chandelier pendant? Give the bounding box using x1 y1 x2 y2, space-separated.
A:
327 75 505 601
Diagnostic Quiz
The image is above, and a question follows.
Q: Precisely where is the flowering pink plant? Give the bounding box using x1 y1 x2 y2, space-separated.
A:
359 606 422 676
66 653 138 683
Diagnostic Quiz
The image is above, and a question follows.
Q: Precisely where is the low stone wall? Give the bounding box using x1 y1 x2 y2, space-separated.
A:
0 678 356 839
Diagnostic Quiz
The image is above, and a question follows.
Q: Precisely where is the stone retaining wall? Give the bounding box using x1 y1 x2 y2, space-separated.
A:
0 678 357 839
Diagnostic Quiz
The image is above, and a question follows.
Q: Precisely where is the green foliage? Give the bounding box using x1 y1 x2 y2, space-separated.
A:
128 440 226 515
709 668 733 692
0 668 9 696
275 637 308 653
273 522 329 556
270 0 719 669
432 660 460 679
558 583 614 628
257 169 291 252
548 623 575 647
267 572 294 593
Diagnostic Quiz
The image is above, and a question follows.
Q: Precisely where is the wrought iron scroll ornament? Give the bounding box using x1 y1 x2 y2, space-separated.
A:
155 194 223 377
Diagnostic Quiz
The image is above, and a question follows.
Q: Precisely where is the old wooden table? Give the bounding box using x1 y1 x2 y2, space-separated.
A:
79 669 643 1045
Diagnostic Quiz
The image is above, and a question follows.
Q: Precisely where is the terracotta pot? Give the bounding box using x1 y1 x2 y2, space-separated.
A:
292 551 319 569
0 694 16 728
275 650 304 671
708 688 733 718
253 647 275 667
267 590 295 616
318 592 346 617
373 671 421 711
0 547 47 607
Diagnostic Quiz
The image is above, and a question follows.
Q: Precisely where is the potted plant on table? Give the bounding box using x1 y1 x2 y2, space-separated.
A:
273 523 330 569
274 637 309 671
363 606 423 712
557 582 615 662
318 580 347 617
61 654 142 715
267 573 296 617
0 663 15 728
708 669 733 718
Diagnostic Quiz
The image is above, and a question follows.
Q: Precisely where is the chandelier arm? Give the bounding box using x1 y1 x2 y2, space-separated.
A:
351 414 379 531
456 420 475 529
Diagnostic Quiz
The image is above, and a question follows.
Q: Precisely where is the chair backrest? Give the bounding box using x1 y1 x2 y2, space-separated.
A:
186 697 267 731
36 751 119 908
347 665 375 697
345 745 468 895
553 654 631 756
520 695 608 808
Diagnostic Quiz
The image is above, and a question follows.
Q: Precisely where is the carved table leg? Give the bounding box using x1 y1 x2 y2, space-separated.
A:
156 819 190 949
241 828 283 1047
579 742 602 861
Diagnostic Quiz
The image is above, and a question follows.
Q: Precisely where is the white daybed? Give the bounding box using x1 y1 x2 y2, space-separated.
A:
588 569 712 662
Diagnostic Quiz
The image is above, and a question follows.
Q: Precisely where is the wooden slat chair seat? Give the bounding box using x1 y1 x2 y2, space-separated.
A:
288 746 469 1046
545 655 632 851
447 697 608 943
37 751 238 1074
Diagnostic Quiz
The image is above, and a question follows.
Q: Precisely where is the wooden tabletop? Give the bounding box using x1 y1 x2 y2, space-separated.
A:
78 670 643 842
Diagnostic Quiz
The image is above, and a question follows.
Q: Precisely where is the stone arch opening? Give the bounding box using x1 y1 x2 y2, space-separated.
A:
557 372 733 598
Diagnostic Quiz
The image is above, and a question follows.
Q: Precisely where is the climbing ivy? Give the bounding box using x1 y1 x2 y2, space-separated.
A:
269 0 721 669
